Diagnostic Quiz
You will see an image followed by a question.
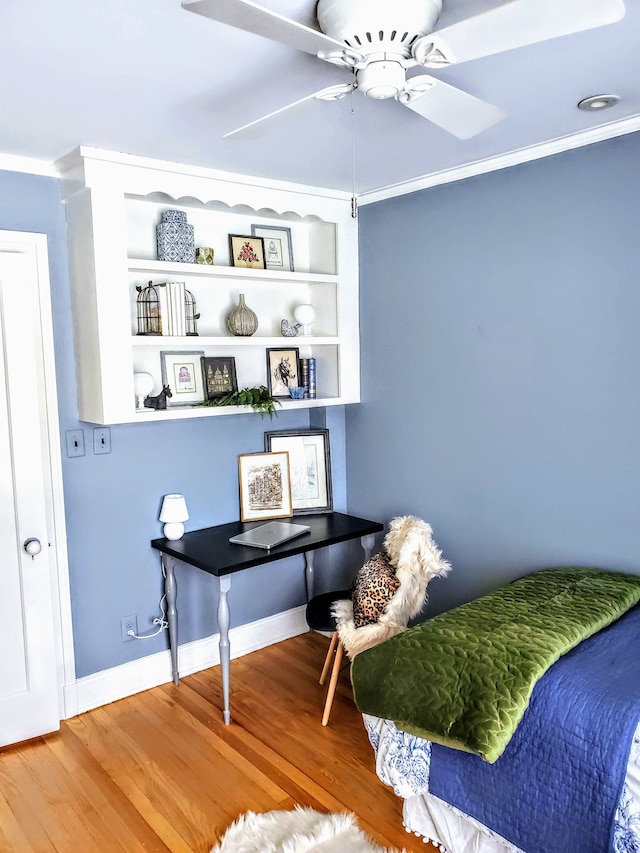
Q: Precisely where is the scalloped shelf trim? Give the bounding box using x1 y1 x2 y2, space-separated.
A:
127 191 331 223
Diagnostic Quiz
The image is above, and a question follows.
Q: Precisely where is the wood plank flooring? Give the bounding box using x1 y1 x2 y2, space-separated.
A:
0 632 437 852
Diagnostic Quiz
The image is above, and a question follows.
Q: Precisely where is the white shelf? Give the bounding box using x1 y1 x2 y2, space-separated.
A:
128 258 338 285
131 335 339 347
129 394 353 424
59 147 360 425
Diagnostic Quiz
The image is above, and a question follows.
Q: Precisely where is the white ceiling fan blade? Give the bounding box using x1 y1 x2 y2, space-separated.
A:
183 0 362 62
421 0 625 66
400 76 506 139
223 83 353 138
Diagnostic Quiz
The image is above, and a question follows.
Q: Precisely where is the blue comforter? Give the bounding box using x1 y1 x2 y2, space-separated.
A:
429 604 640 853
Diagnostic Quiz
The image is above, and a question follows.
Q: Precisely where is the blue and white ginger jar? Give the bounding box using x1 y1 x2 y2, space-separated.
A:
156 209 195 263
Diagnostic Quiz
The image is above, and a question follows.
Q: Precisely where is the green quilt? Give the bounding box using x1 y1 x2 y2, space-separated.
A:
350 567 640 763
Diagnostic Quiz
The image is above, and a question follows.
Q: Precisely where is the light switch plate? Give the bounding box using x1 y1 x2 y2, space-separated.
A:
93 427 111 455
65 429 85 458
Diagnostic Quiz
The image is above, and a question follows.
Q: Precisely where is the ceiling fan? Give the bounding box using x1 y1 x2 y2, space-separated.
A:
183 0 625 140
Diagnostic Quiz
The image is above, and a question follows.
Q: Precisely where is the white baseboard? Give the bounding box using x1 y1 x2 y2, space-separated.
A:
71 605 309 717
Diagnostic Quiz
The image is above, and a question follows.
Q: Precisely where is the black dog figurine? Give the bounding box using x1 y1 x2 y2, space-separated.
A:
144 385 172 410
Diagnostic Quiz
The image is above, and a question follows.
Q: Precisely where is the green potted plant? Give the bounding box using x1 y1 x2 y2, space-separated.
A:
198 385 281 419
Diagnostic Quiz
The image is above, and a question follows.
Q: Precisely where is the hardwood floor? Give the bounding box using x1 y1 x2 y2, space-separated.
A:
0 633 437 852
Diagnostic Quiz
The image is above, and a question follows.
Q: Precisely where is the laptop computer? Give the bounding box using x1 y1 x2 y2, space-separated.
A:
229 520 311 550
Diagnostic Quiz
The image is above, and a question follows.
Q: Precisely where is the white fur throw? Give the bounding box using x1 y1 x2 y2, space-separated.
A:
211 806 407 852
333 516 451 659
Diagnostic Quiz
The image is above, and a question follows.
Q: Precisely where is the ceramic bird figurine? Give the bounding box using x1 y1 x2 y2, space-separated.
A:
281 318 301 337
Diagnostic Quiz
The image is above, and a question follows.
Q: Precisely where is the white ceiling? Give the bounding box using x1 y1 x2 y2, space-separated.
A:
1 0 639 195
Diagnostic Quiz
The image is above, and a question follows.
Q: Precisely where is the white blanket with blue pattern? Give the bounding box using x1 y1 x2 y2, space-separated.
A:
364 715 640 853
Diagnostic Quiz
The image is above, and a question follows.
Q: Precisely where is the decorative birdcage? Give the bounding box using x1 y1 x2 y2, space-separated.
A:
136 281 161 335
185 289 200 336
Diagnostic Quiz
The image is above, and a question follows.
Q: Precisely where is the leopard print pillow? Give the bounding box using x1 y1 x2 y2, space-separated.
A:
351 551 400 629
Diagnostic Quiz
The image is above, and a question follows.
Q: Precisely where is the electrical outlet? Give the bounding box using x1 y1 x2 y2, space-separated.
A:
93 427 111 455
65 429 85 458
120 614 137 642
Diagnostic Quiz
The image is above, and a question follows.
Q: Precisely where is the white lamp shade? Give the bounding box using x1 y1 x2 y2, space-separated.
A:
293 303 316 327
159 494 189 523
133 372 154 397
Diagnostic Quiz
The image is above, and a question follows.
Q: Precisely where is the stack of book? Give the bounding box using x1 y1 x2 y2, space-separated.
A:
300 357 317 399
157 281 186 336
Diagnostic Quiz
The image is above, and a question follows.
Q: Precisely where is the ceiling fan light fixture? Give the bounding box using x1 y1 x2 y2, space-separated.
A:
577 94 620 112
357 60 406 99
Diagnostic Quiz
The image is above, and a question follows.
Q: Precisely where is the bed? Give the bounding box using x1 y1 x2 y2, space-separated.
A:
350 567 640 853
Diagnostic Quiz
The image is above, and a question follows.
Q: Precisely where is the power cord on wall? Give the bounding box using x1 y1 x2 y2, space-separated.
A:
126 555 170 640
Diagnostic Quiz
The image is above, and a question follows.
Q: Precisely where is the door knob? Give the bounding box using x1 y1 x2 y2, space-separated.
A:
23 537 42 558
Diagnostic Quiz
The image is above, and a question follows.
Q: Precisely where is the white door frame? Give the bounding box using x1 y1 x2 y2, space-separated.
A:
0 230 77 719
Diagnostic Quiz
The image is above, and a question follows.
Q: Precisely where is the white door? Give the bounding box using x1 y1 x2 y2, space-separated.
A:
0 239 60 745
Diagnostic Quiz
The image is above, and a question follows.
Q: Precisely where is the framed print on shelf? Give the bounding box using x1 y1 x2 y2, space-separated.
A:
237 451 293 522
201 356 238 401
266 347 300 398
264 429 333 514
160 350 205 406
229 234 266 269
250 224 294 271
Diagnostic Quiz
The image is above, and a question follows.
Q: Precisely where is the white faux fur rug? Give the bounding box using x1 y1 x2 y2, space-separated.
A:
211 806 407 853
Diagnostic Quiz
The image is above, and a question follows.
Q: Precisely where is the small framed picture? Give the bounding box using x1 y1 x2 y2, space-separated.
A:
264 429 332 514
160 351 205 406
229 234 266 269
251 224 294 272
201 356 238 401
266 347 300 398
238 451 293 522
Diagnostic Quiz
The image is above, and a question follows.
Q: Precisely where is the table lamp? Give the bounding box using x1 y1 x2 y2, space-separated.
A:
293 303 316 337
133 372 154 410
159 494 189 540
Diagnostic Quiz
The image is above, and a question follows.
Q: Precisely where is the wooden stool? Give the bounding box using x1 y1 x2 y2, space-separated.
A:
305 590 351 725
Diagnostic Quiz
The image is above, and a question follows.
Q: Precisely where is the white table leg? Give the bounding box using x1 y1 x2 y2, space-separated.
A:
361 533 376 562
304 550 315 601
217 575 232 725
163 554 179 686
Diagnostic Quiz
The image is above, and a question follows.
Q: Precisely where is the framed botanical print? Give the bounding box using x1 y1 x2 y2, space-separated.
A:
229 234 266 269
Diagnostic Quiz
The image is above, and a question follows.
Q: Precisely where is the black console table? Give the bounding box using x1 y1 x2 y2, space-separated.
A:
151 512 384 724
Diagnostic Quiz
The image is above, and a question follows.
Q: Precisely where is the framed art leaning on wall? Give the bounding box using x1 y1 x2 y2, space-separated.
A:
266 347 300 398
237 451 293 522
201 356 238 401
264 429 332 514
251 223 294 272
160 350 205 406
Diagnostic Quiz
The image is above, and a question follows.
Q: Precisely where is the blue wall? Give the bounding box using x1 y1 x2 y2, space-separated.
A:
9 130 640 678
0 169 352 678
349 132 640 616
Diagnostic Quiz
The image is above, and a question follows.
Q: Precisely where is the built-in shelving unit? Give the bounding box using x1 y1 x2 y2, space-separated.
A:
58 147 360 424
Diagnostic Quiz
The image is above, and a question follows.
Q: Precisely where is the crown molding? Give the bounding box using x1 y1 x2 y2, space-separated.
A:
0 152 57 177
56 145 353 201
2 114 640 198
358 115 640 206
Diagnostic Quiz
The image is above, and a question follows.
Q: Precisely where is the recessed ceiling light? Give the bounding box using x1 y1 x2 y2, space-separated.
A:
577 94 620 112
